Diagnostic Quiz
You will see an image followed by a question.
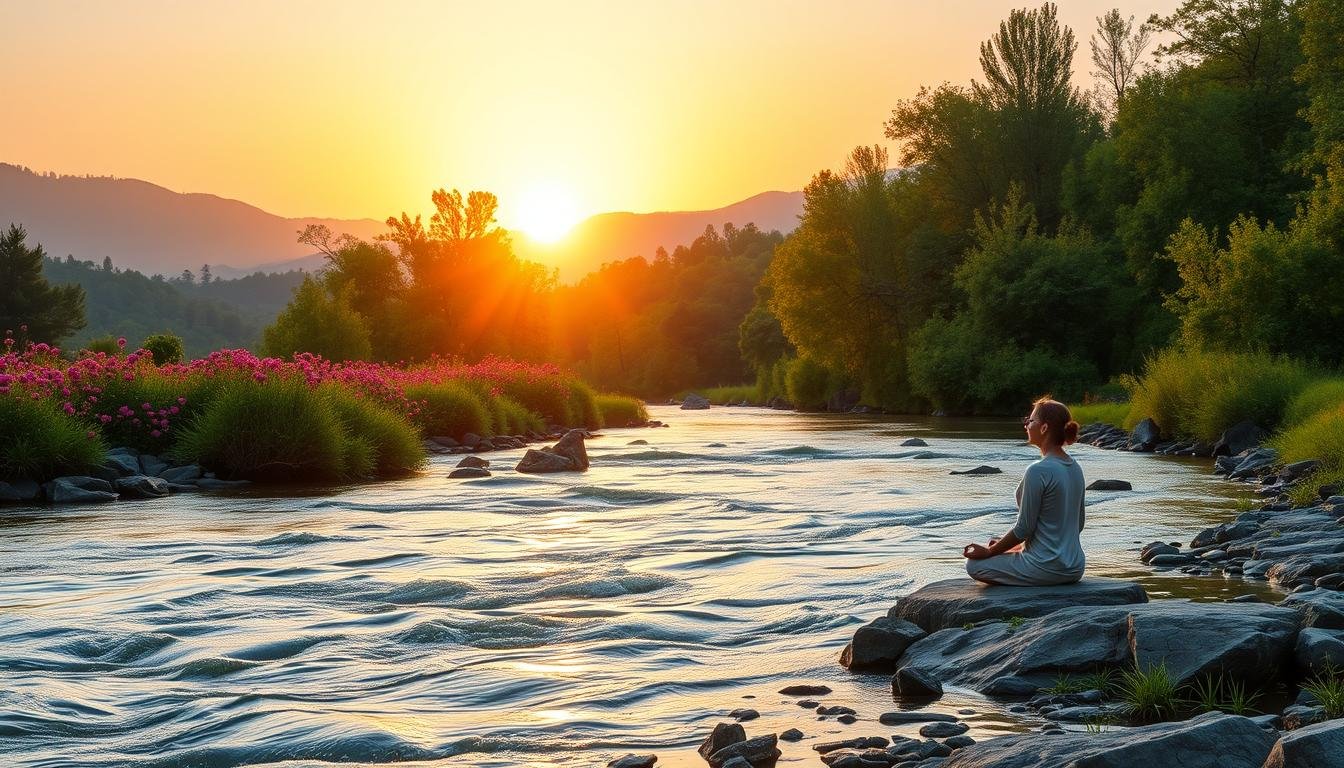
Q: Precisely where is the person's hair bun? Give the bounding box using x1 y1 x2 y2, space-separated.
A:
1062 420 1079 446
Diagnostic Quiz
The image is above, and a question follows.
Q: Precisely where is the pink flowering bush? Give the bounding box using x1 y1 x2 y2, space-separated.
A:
0 336 616 482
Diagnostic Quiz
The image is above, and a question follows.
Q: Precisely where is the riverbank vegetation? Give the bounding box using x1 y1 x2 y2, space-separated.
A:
0 339 642 484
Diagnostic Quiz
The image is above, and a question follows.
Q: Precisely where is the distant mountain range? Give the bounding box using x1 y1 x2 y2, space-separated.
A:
1 163 803 282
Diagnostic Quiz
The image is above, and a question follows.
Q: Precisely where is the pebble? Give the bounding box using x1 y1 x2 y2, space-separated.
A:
837 714 857 724
880 712 958 724
781 684 833 696
728 708 759 721
818 705 857 716
607 754 657 768
780 728 805 742
944 735 975 749
798 699 820 708
919 722 969 738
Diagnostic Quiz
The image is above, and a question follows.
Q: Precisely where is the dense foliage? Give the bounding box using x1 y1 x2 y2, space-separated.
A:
1 225 86 347
745 0 1344 414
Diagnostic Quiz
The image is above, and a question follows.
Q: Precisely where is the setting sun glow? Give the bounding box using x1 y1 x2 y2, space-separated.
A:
514 181 581 243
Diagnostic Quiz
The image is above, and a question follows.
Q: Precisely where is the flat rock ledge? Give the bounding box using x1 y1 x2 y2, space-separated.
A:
941 712 1276 768
892 599 1299 696
887 577 1149 633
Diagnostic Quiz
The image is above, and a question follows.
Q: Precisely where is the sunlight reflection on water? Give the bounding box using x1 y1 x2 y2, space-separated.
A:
0 406 1272 767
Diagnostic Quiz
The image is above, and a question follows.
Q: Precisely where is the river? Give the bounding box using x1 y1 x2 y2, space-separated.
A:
0 406 1279 767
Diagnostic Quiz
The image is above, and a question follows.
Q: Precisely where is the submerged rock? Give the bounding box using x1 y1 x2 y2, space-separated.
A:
607 755 657 768
920 722 969 738
456 455 489 469
1086 479 1132 491
888 577 1149 633
901 438 929 447
939 712 1275 768
448 467 491 479
880 711 959 724
779 684 832 696
681 393 711 410
949 465 1001 476
515 430 590 473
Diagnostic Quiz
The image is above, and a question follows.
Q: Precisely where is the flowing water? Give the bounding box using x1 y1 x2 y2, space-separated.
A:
0 406 1282 767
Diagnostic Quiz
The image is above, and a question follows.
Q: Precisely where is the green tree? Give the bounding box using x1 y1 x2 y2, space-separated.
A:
1089 9 1152 119
0 224 86 346
261 276 372 362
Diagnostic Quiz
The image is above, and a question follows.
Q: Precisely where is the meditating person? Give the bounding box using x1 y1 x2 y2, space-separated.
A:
962 397 1086 586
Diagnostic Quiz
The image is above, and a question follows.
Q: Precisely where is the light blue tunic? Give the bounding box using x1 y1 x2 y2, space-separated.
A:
966 454 1086 586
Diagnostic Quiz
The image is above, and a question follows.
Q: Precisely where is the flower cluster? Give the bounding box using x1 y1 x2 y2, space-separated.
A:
1 340 578 445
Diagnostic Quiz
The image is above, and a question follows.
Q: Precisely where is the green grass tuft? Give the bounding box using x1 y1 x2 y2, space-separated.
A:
170 375 352 481
0 396 106 481
1302 663 1344 718
692 385 759 406
595 394 649 426
406 382 493 439
326 385 425 477
1069 401 1130 428
1117 662 1180 722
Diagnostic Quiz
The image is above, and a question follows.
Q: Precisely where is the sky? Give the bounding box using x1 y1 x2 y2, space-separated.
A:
2 1 1180 231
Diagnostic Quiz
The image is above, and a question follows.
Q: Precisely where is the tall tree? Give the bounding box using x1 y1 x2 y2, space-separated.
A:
1089 9 1152 119
0 225 86 346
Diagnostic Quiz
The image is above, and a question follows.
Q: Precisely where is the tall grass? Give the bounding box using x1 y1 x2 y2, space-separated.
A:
406 382 492 439
1125 348 1315 441
1117 663 1180 722
691 385 758 405
595 394 648 426
0 396 106 481
326 385 425 477
1069 401 1130 428
1282 378 1344 428
170 376 384 481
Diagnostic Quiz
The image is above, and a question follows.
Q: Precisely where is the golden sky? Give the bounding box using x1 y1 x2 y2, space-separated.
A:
3 1 1178 230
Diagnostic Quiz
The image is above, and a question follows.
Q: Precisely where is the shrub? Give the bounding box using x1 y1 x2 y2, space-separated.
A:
0 395 106 481
595 394 648 426
566 379 602 429
493 394 546 435
1125 348 1315 441
696 385 757 405
92 366 201 454
169 375 352 481
83 335 123 356
1283 378 1344 428
786 356 832 411
405 382 492 439
1070 401 1130 428
141 333 185 365
325 385 425 477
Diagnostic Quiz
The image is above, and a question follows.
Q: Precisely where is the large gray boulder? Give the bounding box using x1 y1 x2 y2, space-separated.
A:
1281 589 1344 629
1129 418 1161 451
1294 628 1344 675
888 577 1149 633
840 616 927 670
1262 718 1344 768
0 479 41 502
939 712 1274 768
1215 420 1268 458
894 600 1299 695
43 476 118 504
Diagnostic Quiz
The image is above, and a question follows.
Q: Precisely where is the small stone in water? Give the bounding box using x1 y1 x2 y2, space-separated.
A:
817 705 857 715
798 699 820 708
837 713 857 724
780 684 833 696
607 754 657 768
729 708 759 721
780 728 804 742
919 722 969 738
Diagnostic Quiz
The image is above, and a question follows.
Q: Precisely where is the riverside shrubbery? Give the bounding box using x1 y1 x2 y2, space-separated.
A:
0 339 634 484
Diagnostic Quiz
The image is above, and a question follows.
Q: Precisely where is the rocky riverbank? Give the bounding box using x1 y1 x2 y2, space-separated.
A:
606 419 1344 768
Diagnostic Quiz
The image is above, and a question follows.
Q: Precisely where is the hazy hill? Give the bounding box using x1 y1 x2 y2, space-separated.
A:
516 190 803 281
2 162 803 281
0 163 384 274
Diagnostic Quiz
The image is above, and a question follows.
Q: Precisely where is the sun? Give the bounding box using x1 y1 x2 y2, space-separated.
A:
514 181 581 244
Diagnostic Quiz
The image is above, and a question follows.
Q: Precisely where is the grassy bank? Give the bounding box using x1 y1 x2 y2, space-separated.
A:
0 343 643 485
1070 349 1344 503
